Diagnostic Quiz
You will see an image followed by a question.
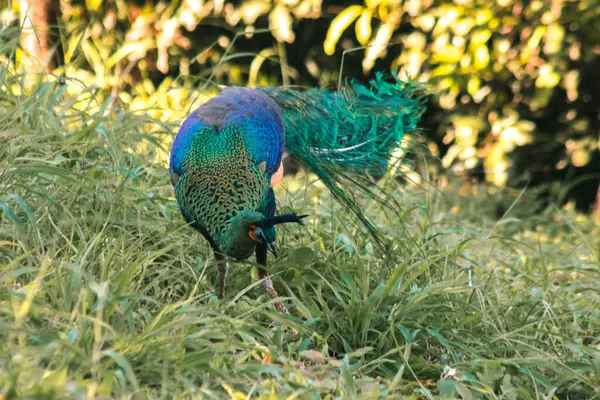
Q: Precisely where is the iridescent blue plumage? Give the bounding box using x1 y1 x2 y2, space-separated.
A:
169 73 426 312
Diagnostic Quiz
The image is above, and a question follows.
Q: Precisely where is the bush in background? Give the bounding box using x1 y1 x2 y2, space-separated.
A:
3 0 600 213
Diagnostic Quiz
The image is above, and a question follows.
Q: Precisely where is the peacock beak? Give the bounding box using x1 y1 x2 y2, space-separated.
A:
266 241 278 258
252 228 278 257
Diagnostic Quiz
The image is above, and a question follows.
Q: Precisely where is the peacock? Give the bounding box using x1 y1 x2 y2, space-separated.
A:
169 72 425 313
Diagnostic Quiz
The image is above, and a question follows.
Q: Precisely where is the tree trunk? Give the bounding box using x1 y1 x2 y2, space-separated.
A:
19 0 62 75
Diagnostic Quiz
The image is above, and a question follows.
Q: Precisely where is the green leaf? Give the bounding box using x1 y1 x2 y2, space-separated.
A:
473 45 489 69
324 5 364 55
426 329 456 360
102 351 139 390
269 5 295 43
455 382 473 400
471 29 491 45
437 379 456 399
0 200 21 229
467 77 481 97
483 360 504 385
288 246 314 265
7 193 36 225
356 9 373 46
85 0 103 12
107 39 156 68
346 346 373 359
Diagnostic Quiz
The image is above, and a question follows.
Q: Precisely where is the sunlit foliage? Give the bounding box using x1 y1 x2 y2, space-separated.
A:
4 0 599 193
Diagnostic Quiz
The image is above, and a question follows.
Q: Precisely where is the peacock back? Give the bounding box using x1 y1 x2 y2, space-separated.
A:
169 87 285 250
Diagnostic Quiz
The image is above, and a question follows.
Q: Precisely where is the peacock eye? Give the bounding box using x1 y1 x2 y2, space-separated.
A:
248 224 259 242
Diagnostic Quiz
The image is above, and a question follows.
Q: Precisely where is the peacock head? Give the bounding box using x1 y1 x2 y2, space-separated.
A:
220 210 308 260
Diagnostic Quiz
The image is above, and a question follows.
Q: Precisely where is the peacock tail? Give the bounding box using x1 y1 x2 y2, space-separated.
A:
258 72 427 250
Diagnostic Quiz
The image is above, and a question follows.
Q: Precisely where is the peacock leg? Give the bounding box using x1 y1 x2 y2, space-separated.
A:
214 252 229 299
255 244 286 313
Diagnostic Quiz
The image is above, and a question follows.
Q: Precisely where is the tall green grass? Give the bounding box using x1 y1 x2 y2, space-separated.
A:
1 29 599 400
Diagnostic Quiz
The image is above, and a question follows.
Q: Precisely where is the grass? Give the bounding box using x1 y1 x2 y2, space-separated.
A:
1 48 600 400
